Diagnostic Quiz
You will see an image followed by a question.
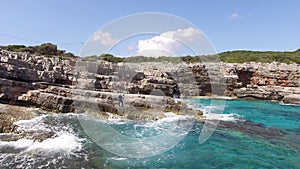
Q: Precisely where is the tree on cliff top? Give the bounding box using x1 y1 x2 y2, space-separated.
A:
36 43 58 55
0 43 76 58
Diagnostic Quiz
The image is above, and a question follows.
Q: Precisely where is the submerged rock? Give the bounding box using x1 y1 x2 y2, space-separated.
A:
217 120 286 138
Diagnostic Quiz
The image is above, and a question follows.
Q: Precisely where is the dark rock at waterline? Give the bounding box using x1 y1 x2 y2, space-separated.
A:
18 130 56 142
0 133 21 142
0 104 36 133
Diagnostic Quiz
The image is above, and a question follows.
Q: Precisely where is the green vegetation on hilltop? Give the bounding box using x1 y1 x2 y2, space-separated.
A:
0 43 76 59
1 44 300 64
219 49 300 64
81 54 124 62
81 55 184 63
81 49 300 64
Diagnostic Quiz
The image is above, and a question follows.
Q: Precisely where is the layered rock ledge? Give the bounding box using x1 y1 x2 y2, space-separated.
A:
1 50 300 133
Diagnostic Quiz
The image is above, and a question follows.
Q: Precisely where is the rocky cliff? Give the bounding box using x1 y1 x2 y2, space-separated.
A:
231 62 300 102
0 50 205 131
1 50 300 122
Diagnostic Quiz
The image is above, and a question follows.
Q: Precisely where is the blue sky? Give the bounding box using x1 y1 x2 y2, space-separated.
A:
1 0 300 56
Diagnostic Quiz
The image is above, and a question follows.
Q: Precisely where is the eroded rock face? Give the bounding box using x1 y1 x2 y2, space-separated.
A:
234 86 286 100
2 50 300 102
231 62 300 100
1 50 300 122
0 78 34 101
0 50 74 84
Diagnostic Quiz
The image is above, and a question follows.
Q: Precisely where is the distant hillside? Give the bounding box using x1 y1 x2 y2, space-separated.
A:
82 49 300 64
219 49 300 64
1 44 299 64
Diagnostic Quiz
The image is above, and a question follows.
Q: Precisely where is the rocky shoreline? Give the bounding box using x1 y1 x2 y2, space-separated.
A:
0 50 300 134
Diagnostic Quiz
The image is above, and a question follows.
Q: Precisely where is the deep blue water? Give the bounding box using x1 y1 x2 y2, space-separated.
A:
0 99 300 168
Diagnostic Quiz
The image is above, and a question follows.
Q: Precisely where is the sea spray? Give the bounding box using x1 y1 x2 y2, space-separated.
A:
0 113 88 168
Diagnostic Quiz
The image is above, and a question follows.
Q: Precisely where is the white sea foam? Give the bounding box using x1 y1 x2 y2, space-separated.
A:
0 113 88 168
118 112 194 140
13 115 50 132
201 106 244 122
109 157 128 161
0 138 34 150
26 132 83 153
3 114 84 154
203 113 243 122
0 132 83 153
198 105 225 114
186 100 243 122
279 101 300 107
161 112 192 121
140 112 192 128
106 113 129 124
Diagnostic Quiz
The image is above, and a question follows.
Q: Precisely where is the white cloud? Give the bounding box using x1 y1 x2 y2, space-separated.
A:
137 35 179 56
136 27 201 57
91 31 119 46
228 12 239 20
171 27 202 42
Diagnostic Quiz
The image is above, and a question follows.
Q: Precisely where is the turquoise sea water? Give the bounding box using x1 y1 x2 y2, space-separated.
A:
190 98 300 130
0 99 300 168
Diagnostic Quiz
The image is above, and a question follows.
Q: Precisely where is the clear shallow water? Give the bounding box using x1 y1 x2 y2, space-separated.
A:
188 98 300 130
0 99 299 169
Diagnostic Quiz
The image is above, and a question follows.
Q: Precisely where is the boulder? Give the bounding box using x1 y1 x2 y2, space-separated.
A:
0 104 36 133
282 94 300 104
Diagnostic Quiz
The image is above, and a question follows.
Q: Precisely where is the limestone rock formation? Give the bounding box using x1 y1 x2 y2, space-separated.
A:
231 62 300 100
1 49 300 132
